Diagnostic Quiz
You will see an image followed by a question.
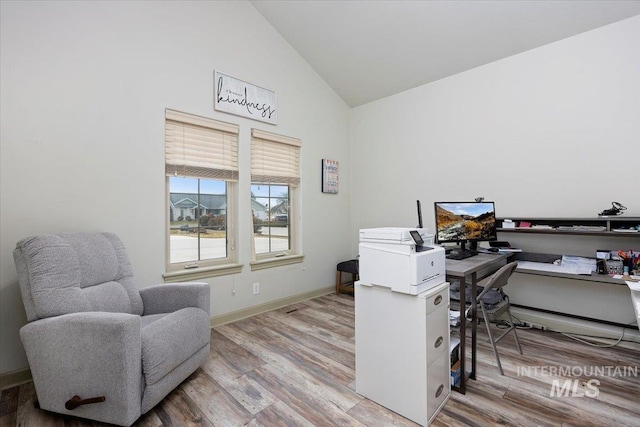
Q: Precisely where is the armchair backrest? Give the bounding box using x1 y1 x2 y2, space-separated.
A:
13 232 144 321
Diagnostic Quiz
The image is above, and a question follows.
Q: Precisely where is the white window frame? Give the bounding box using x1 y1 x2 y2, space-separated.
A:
163 109 242 280
250 129 303 270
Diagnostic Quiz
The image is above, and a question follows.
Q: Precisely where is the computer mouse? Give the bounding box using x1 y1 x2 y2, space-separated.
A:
488 247 500 252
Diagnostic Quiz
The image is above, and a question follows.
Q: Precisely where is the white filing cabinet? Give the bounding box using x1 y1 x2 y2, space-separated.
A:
355 280 450 426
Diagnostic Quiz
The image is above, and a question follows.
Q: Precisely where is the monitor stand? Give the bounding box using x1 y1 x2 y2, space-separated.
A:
446 241 478 260
458 240 478 251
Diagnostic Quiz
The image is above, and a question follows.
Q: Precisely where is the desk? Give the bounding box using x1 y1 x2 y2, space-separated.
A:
509 253 638 328
446 253 508 394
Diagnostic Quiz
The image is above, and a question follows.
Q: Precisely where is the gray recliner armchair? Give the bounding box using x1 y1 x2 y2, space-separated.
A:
13 232 211 426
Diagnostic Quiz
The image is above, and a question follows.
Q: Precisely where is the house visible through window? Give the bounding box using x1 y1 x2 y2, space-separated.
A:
165 109 238 271
251 184 290 254
169 178 228 264
250 129 302 265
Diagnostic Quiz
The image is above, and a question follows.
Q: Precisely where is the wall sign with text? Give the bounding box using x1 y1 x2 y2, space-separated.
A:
214 71 277 125
322 159 339 194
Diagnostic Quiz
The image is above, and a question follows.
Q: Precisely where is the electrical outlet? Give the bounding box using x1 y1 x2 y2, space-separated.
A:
529 323 547 331
253 282 260 295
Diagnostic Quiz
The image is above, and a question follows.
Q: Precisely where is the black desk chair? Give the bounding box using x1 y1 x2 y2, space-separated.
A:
336 259 359 295
477 261 522 375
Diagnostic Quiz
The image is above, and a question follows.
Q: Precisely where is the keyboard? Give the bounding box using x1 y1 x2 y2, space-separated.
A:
446 249 478 260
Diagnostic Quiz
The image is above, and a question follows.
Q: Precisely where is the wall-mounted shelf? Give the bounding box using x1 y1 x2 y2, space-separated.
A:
497 217 640 239
494 216 639 331
510 252 627 285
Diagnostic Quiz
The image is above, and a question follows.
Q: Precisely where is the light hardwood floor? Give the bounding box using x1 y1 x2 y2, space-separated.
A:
1 293 639 426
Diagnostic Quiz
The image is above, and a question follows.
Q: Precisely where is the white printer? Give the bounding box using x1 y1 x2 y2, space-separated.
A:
359 227 446 295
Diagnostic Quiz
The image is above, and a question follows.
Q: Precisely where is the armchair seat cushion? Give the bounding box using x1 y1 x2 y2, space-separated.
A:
140 313 169 329
141 307 210 386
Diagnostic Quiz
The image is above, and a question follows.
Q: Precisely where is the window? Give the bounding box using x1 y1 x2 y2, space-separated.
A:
250 129 303 269
251 183 290 254
165 109 239 274
169 177 229 263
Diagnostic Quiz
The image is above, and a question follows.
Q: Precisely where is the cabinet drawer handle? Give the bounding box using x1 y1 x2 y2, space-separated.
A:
435 384 444 398
434 336 443 348
434 295 443 305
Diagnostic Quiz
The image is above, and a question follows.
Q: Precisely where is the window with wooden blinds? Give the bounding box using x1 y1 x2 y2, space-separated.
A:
165 109 239 181
251 129 301 186
164 109 240 276
249 129 303 269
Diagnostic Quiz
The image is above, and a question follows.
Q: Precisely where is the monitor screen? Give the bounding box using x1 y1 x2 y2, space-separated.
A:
434 202 497 247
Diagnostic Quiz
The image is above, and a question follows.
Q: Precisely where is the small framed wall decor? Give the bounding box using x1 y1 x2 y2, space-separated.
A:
321 159 339 194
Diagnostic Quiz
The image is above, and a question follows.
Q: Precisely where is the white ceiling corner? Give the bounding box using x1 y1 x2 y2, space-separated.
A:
250 0 640 107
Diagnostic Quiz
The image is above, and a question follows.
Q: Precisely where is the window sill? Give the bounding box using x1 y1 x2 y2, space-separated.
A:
163 263 243 282
250 254 305 271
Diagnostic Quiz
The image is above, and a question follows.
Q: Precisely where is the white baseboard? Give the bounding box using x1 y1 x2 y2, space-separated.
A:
511 307 640 350
210 286 334 328
0 368 32 391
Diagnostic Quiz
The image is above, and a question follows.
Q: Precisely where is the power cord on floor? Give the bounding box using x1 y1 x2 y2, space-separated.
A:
490 317 638 348
556 320 638 348
560 329 625 348
532 320 637 347
493 313 529 329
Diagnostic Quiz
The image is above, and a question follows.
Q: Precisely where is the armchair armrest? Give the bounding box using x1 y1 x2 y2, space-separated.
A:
140 282 210 316
20 312 143 425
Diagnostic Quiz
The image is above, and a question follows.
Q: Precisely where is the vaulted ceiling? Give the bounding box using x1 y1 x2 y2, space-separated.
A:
251 1 640 107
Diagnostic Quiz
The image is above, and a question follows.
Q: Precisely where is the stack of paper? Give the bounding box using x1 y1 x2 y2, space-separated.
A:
560 255 597 275
516 257 596 275
449 310 460 327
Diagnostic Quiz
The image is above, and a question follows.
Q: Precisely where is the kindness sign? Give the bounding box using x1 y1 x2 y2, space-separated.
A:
215 71 277 125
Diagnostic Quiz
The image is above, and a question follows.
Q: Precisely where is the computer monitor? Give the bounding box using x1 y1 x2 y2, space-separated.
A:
434 201 497 250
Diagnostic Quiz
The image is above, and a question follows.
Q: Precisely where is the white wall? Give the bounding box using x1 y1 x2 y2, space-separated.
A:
2 2 638 378
350 15 640 241
0 1 351 376
350 16 640 329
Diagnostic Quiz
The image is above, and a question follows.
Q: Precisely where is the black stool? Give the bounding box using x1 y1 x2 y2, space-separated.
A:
336 259 359 295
